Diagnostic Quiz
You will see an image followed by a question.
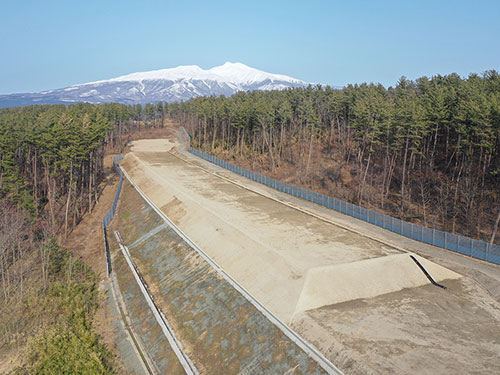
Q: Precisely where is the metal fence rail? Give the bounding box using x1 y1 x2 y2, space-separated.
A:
180 127 500 266
102 154 124 276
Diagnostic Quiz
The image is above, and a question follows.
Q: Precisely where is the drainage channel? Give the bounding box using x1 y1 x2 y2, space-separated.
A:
114 231 199 375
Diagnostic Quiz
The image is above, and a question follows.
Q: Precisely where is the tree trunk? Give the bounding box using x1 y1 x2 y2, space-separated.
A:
401 137 409 208
328 117 335 148
88 156 93 213
211 121 217 151
359 152 371 204
490 206 500 245
305 130 315 177
45 163 55 232
262 126 276 172
64 161 73 238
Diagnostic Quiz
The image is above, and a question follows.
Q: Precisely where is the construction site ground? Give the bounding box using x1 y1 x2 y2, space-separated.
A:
109 179 333 375
118 134 500 375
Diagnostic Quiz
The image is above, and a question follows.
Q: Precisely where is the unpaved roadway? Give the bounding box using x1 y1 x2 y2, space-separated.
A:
120 136 500 375
122 139 402 322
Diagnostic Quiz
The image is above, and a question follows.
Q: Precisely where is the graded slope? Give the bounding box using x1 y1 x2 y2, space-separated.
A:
120 142 401 323
119 135 500 374
111 180 335 375
294 253 461 313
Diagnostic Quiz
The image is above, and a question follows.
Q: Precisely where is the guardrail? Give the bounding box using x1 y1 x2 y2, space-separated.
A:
180 127 500 266
102 154 124 276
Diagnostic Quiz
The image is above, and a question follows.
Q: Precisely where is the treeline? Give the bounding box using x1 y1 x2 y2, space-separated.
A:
0 102 168 236
172 71 500 243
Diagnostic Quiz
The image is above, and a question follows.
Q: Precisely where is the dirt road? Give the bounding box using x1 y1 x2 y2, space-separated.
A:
122 140 404 322
120 136 500 374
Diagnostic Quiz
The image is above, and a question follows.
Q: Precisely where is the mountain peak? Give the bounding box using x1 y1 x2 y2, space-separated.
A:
209 62 301 84
220 62 250 68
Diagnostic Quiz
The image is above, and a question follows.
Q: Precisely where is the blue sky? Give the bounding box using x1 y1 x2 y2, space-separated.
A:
1 0 499 94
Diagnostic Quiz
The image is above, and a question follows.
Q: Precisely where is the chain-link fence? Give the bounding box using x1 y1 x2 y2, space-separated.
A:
180 128 500 266
181 127 191 144
102 154 124 276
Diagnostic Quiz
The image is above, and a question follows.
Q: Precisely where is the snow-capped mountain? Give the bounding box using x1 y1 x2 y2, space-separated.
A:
0 62 312 108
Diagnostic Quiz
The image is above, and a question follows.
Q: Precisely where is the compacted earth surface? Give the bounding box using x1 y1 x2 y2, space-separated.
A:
109 180 334 375
114 133 500 375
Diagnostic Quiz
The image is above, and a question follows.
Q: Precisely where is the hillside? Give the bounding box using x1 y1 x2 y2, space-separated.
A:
0 103 165 373
172 71 500 245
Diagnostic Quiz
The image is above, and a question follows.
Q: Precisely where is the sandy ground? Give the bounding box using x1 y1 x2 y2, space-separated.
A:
119 135 500 375
293 277 500 375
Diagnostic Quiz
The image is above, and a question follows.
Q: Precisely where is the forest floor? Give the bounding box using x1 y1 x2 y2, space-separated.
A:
117 129 500 375
60 153 137 374
210 142 499 245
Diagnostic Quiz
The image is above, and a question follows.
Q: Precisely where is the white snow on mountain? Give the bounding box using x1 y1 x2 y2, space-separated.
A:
0 62 315 108
82 62 305 87
90 65 221 84
210 62 303 84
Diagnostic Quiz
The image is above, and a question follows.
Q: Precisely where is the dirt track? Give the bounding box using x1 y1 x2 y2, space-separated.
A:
120 136 500 375
122 140 402 322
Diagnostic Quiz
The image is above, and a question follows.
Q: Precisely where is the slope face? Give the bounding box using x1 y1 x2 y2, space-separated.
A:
294 253 462 314
112 180 334 375
120 138 401 323
0 62 310 107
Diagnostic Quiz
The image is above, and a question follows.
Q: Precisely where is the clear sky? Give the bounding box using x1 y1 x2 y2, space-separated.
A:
1 0 499 94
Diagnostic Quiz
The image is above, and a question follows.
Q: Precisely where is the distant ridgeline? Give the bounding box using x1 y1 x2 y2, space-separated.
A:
0 62 312 107
171 71 500 245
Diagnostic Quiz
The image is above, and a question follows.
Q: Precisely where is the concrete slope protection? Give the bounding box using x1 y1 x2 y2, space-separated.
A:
111 241 188 374
115 231 198 375
111 177 341 374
